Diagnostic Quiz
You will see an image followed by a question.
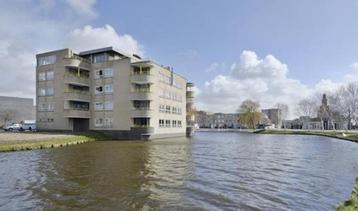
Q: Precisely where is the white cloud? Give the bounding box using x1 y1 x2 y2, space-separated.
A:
66 0 97 19
65 25 144 56
0 1 143 101
205 62 226 73
196 51 311 117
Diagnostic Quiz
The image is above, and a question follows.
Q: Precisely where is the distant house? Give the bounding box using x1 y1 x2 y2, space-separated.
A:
261 108 282 128
195 111 240 128
284 94 348 130
0 96 35 127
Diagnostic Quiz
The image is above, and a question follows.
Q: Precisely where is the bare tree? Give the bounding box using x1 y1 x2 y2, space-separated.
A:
275 103 289 119
0 109 16 127
295 99 318 117
238 100 261 130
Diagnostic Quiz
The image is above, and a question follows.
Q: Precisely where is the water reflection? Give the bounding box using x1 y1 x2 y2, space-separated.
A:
0 132 357 210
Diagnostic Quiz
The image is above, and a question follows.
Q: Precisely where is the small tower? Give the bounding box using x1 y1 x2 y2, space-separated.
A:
186 82 195 137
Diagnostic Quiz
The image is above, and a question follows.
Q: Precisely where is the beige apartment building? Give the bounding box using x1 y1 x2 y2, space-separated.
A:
36 47 194 139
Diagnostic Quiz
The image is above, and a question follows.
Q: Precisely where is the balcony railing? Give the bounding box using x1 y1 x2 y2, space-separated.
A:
129 91 154 100
63 109 90 118
131 109 153 117
63 56 91 70
64 90 91 102
186 91 194 98
130 74 155 84
64 75 90 86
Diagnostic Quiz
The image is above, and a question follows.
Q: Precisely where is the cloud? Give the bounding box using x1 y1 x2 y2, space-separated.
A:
66 0 97 19
65 25 144 56
205 62 226 73
0 1 143 101
196 51 311 117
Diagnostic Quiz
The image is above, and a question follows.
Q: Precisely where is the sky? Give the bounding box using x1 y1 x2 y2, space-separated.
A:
1 0 358 118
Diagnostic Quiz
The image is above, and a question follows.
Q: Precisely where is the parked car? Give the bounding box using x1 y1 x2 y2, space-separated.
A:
4 123 22 131
20 121 36 131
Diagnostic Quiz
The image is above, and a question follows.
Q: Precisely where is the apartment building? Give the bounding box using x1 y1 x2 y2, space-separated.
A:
36 47 193 139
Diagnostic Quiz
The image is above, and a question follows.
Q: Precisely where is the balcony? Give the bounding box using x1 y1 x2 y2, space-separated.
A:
129 91 154 100
186 91 194 99
130 74 155 84
131 109 154 117
64 91 91 102
63 57 91 70
64 109 90 118
64 75 90 87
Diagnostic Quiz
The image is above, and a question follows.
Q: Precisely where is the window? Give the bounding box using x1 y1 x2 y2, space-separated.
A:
165 105 171 113
165 120 171 127
159 119 165 127
38 73 46 81
95 70 103 79
48 103 54 111
173 78 182 89
38 55 56 66
95 102 104 111
104 118 113 127
95 86 103 94
39 103 46 111
38 88 46 96
159 72 171 84
93 53 106 63
172 120 177 127
46 71 54 80
103 68 113 77
172 107 177 114
159 104 165 112
95 118 103 127
104 84 113 93
104 101 113 110
46 87 54 96
178 121 182 127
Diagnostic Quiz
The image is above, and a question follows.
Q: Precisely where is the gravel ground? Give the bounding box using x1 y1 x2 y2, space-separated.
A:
0 132 76 142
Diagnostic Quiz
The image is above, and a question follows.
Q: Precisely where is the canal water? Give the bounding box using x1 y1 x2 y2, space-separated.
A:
0 132 358 210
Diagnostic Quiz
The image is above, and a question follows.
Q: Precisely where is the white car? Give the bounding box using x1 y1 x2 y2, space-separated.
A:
4 123 22 131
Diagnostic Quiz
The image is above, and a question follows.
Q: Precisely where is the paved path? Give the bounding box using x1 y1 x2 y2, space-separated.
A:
0 132 75 142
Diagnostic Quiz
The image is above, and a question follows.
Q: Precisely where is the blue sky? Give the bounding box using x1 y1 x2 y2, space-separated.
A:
1 0 358 114
91 0 358 87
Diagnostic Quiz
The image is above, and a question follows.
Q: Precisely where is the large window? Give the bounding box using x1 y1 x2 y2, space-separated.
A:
93 53 106 63
38 55 56 66
38 88 46 96
46 88 54 96
103 118 113 127
165 120 171 127
95 68 113 79
103 68 113 77
95 102 104 111
95 86 103 95
95 118 103 127
104 101 113 110
38 72 46 81
104 84 113 93
46 71 54 80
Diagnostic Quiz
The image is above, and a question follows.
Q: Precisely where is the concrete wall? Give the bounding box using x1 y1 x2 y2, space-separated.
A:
0 96 35 127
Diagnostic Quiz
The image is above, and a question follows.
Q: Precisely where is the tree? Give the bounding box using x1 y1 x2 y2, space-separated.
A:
295 99 318 117
329 82 358 130
238 100 261 130
0 109 16 127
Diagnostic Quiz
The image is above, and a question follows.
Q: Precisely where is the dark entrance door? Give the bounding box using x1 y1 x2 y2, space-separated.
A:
73 118 89 132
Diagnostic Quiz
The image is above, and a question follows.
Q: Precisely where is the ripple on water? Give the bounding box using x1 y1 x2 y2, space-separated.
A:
0 133 357 210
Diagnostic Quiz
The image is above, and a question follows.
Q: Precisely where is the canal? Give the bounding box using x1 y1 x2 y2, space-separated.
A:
0 132 357 210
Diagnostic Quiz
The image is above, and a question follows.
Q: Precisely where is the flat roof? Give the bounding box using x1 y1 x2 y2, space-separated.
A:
132 60 188 81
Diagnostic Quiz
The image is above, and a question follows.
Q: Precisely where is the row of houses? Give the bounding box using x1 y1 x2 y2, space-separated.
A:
283 94 348 130
195 108 282 129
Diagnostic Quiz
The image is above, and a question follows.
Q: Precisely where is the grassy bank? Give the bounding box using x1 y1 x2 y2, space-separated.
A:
256 129 358 143
0 132 111 152
337 177 358 211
